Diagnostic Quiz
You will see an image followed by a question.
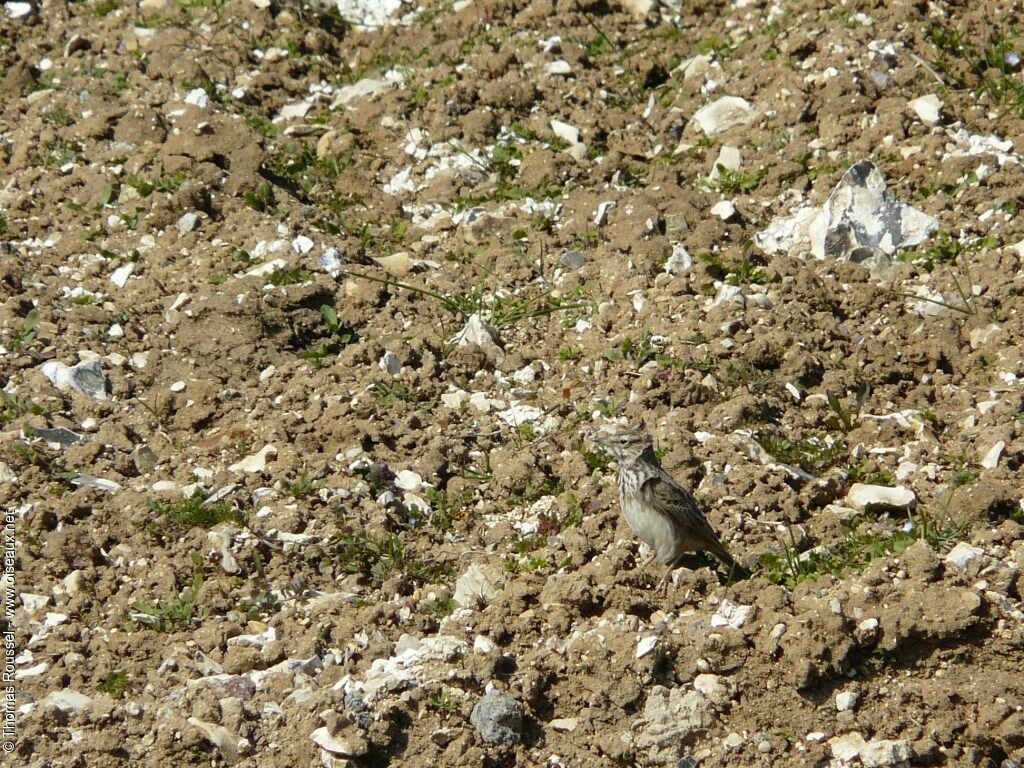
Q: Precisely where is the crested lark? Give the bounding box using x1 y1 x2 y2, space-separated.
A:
592 425 748 586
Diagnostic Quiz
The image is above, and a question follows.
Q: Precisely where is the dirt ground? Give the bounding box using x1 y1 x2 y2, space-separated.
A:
2 0 1024 765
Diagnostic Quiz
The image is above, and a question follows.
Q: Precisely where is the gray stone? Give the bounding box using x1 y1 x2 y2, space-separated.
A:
32 427 85 449
41 359 108 400
470 690 523 745
559 250 585 270
176 212 200 234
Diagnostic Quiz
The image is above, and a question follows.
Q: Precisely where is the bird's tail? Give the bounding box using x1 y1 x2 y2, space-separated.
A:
711 544 751 580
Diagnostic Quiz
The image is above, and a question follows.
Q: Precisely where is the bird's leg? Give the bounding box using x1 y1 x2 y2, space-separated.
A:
658 567 673 594
641 552 659 569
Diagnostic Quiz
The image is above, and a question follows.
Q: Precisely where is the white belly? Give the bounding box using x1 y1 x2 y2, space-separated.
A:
621 494 679 564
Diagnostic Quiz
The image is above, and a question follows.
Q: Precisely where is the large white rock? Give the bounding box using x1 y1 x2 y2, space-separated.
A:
228 445 277 473
758 161 937 264
633 685 714 766
615 0 658 17
394 469 422 492
836 691 859 711
378 350 402 376
449 314 502 358
42 689 92 715
40 359 107 400
830 733 867 762
846 483 915 510
709 145 742 182
808 161 938 261
692 96 755 136
635 635 658 659
710 599 754 629
453 564 499 608
908 94 942 126
860 739 913 767
309 726 363 755
980 440 1005 469
664 243 692 275
944 542 983 571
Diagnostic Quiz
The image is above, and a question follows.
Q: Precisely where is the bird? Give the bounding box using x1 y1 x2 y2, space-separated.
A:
590 425 749 587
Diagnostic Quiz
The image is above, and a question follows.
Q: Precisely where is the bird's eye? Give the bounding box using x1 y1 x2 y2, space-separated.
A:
618 436 629 444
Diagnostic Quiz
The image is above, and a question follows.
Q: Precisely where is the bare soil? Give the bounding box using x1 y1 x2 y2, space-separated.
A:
2 0 1024 766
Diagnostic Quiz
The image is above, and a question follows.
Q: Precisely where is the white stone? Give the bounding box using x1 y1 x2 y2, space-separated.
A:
836 691 859 711
691 96 755 136
41 690 92 715
677 54 713 84
291 235 314 254
617 0 656 17
860 739 913 767
712 200 737 220
20 593 49 614
176 212 200 234
40 360 107 400
334 0 404 30
497 402 544 427
550 717 578 732
546 60 572 75
710 600 753 629
549 119 580 145
809 161 937 261
908 94 942 126
184 88 209 108
309 726 360 755
279 100 311 120
245 258 288 277
71 475 121 491
449 314 502 357
332 77 398 107
378 351 402 376
723 732 745 750
453 564 498 609
110 262 134 287
394 470 422 492
473 635 494 654
635 635 658 658
665 243 692 275
846 483 915 510
228 445 277 473
5 1 32 18
831 733 867 761
708 145 742 182
759 162 937 262
945 542 983 570
980 440 1005 469
375 252 411 276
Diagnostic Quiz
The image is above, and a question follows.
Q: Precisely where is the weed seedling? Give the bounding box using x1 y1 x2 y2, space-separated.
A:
132 555 205 632
145 492 244 536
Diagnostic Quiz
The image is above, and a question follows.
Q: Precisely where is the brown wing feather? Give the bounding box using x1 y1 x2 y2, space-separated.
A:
641 474 739 568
